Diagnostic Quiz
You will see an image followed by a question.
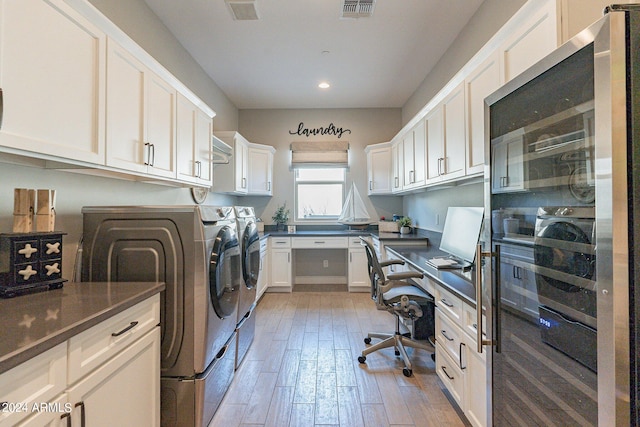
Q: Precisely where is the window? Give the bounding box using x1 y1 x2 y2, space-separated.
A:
295 168 345 221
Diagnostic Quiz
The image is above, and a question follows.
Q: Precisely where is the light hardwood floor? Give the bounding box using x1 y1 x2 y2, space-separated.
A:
210 291 469 427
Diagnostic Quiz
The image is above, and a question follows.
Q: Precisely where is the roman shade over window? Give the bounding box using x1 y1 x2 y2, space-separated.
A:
290 141 349 168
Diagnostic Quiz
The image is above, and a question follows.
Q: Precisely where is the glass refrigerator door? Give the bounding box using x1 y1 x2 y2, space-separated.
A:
487 42 598 426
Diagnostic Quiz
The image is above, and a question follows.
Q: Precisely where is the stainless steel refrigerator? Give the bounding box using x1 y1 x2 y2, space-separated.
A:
480 5 639 426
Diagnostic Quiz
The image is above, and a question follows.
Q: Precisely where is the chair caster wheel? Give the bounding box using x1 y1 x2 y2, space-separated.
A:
395 350 400 356
431 353 436 362
358 355 367 363
403 368 412 377
364 337 372 344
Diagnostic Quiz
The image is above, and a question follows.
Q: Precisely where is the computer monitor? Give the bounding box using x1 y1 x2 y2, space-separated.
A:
438 207 485 268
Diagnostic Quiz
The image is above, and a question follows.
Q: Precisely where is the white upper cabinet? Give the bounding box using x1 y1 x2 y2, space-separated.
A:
365 142 392 195
465 52 501 176
442 82 467 181
176 93 213 186
500 0 558 83
105 39 176 179
391 140 403 193
402 119 427 189
213 132 274 196
425 105 444 184
0 0 106 164
248 143 275 195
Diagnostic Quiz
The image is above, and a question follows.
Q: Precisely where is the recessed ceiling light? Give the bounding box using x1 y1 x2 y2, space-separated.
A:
318 82 330 89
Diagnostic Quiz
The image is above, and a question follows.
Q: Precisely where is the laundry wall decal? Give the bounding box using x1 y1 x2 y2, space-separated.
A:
288 122 352 139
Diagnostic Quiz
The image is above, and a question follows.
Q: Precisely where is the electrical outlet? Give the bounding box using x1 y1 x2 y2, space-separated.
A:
435 214 440 225
323 260 329 268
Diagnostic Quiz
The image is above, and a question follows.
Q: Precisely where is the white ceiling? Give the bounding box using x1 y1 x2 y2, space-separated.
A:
143 0 485 109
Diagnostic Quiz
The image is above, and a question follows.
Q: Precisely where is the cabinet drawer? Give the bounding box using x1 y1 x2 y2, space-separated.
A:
349 236 367 248
68 295 160 384
463 302 487 344
292 237 347 248
435 285 463 326
0 343 67 427
270 237 291 249
435 308 464 365
260 238 269 251
435 345 464 407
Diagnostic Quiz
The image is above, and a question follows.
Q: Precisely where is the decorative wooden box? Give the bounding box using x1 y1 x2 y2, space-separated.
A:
0 232 66 298
378 221 399 233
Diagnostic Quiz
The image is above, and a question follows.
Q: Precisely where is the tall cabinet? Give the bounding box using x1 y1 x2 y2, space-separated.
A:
247 144 275 196
365 142 392 195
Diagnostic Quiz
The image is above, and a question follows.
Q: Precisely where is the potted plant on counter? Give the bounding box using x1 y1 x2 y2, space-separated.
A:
272 202 290 231
397 216 412 234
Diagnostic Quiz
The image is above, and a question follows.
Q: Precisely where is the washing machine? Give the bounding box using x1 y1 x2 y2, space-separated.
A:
233 206 260 369
81 205 241 427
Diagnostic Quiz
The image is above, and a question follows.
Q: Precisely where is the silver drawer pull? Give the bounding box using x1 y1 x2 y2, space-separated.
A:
314 241 325 244
440 330 454 342
111 321 138 337
440 298 454 308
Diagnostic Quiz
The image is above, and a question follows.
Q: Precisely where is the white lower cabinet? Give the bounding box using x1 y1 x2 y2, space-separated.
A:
435 286 487 427
348 237 369 292
269 238 292 292
0 295 160 427
256 238 269 300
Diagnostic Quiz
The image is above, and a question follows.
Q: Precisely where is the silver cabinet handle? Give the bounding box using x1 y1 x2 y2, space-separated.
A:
314 241 325 244
288 253 290 263
144 142 151 166
267 181 271 191
476 243 498 353
395 176 399 188
0 88 3 129
242 177 247 188
369 180 373 190
460 342 466 370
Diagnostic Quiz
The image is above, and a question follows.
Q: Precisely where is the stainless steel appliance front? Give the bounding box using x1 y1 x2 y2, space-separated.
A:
483 7 637 426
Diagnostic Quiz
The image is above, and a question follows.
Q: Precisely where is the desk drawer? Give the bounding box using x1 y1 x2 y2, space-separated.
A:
68 295 160 383
292 237 347 249
435 285 463 326
435 307 464 364
270 237 291 249
349 236 368 248
435 344 464 407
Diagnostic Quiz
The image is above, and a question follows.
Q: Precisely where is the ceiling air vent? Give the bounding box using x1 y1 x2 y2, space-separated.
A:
225 0 260 20
341 0 376 18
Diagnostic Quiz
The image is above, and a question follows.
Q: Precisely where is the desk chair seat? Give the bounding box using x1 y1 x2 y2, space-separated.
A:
357 237 434 377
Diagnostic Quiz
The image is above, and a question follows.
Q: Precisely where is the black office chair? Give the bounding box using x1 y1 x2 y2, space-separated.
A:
358 237 434 377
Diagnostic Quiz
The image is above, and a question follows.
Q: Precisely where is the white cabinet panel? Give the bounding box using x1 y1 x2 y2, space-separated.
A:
348 246 369 292
465 52 501 176
500 0 558 82
177 93 213 186
366 143 392 195
248 145 275 195
402 120 427 189
391 140 403 193
144 71 176 179
0 0 105 164
213 131 249 194
442 83 467 180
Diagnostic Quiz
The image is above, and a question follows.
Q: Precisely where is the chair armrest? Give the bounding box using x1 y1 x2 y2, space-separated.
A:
380 259 404 267
387 271 423 281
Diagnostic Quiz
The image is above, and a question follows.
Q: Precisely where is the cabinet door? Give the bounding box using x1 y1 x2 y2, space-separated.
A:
367 145 392 195
466 52 501 176
194 108 213 184
0 0 105 164
500 0 558 82
391 141 403 192
426 106 444 183
270 249 291 291
462 338 488 427
235 137 249 193
248 147 273 195
105 40 146 173
412 120 427 187
491 136 523 193
348 248 369 292
145 71 176 179
442 83 466 180
402 131 415 188
176 93 212 185
67 328 160 427
257 247 269 300
15 394 69 427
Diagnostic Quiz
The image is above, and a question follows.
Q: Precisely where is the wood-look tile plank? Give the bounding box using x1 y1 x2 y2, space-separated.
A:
265 386 295 427
293 359 317 404
338 386 365 427
278 349 302 387
335 349 357 387
375 372 415 425
318 339 337 373
241 372 278 425
224 359 263 404
209 403 246 427
315 372 339 425
360 404 389 427
290 403 315 427
301 331 319 361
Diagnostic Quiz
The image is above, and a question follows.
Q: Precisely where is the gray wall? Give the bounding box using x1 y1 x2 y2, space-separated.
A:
238 108 404 224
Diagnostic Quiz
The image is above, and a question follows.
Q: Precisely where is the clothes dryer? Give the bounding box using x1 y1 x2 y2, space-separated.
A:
81 205 241 427
233 206 259 369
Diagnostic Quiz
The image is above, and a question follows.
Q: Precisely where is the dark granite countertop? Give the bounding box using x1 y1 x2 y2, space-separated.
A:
0 281 164 374
384 244 478 307
260 229 429 242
